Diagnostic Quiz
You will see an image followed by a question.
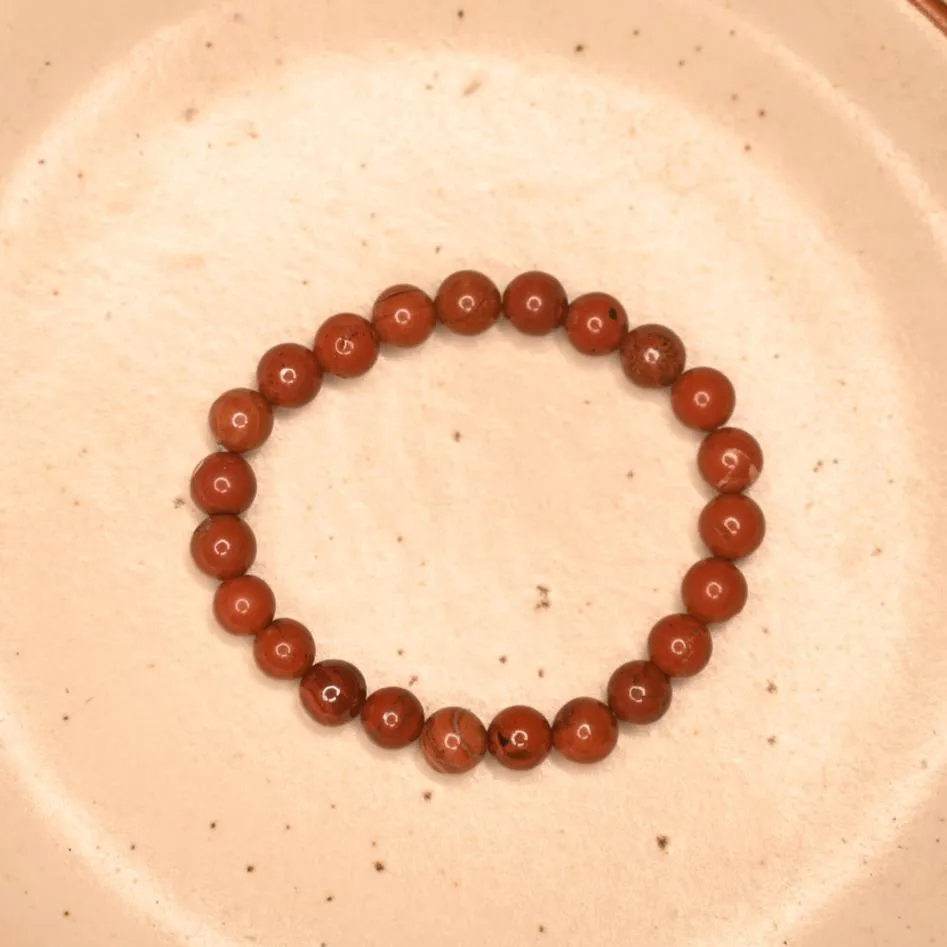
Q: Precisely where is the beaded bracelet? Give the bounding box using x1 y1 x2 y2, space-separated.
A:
189 270 764 775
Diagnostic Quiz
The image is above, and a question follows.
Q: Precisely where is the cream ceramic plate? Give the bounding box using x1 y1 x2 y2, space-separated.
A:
2 1 946 945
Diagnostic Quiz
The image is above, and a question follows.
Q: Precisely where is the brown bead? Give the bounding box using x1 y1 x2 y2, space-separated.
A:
671 367 735 431
372 284 437 348
213 575 276 635
620 324 686 388
253 619 316 680
209 388 274 453
420 707 487 774
502 271 568 336
699 494 766 560
552 697 618 764
681 558 748 623
360 686 425 749
190 451 257 515
190 515 256 579
435 270 502 335
648 614 712 678
697 427 763 493
299 660 367 726
314 313 380 378
607 660 673 723
256 342 322 407
487 705 552 771
565 292 628 355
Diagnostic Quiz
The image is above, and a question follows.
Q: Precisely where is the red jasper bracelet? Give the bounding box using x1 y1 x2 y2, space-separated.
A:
189 270 764 775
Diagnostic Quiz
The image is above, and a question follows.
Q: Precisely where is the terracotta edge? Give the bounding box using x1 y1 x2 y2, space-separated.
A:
907 0 947 35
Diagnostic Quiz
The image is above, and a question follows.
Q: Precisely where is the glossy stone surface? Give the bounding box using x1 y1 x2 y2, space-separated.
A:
253 618 316 680
647 614 713 678
299 660 367 726
212 575 276 636
699 494 767 560
670 367 736 431
208 387 274 453
256 342 323 407
314 313 380 377
681 558 749 623
697 427 764 493
552 697 618 764
419 707 488 774
435 270 502 335
189 451 257 515
620 323 686 388
565 292 628 355
371 284 437 348
360 686 425 749
190 515 256 579
487 704 553 771
607 660 673 723
502 270 568 336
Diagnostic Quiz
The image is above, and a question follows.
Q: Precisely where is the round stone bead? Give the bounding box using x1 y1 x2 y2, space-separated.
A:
420 707 488 774
552 697 618 764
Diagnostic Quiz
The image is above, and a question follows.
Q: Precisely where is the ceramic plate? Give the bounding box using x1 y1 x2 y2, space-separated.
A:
2 1 946 945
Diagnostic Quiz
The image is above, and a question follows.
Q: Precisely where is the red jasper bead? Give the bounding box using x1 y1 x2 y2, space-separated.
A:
552 697 618 763
565 292 628 355
253 619 316 680
300 660 367 726
372 284 437 348
420 707 488 774
257 342 322 407
697 427 763 494
671 368 735 431
681 558 749 623
190 451 257 515
487 705 552 770
620 324 686 388
190 515 256 579
503 271 568 336
648 614 712 678
209 388 273 453
699 494 766 560
314 313 380 378
213 575 276 635
361 687 425 749
607 660 673 723
435 270 502 336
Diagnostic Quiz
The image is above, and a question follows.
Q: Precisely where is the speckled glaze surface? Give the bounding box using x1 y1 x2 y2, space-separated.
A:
2 1 947 945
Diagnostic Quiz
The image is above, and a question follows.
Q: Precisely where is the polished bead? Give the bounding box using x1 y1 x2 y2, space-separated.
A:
697 427 763 493
190 515 256 579
671 367 735 431
487 705 552 771
648 614 712 678
565 292 628 355
209 388 274 453
420 707 487 774
681 558 748 623
435 270 502 335
314 313 380 378
360 686 425 749
502 271 568 336
213 575 275 636
552 697 618 764
620 324 686 388
256 342 322 407
372 284 436 348
190 451 257 515
300 660 367 726
607 660 673 723
253 619 316 680
699 494 766 560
